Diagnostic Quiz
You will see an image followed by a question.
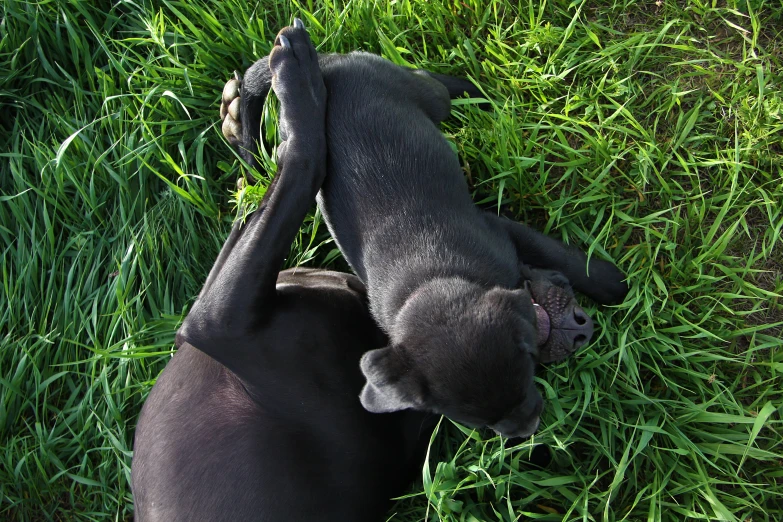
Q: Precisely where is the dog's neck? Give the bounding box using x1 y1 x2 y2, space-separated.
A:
371 266 498 331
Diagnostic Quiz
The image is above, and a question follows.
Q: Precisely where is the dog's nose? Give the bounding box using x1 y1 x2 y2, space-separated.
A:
566 305 594 350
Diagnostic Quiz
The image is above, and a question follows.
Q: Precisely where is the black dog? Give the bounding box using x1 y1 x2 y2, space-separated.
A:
133 19 627 519
133 24 431 521
225 25 629 438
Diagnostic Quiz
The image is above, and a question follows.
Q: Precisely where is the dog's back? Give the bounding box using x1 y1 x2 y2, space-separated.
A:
313 54 519 320
319 52 462 215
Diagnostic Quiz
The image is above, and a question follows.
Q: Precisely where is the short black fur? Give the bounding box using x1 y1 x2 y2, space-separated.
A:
133 19 628 521
233 39 629 438
133 24 431 522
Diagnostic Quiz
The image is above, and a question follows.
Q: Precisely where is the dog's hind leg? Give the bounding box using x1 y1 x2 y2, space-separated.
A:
177 20 327 381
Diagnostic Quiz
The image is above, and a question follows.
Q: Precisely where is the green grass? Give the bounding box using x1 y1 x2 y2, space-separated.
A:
1 0 782 520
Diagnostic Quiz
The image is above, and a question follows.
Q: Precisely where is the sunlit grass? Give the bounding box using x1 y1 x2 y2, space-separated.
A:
1 0 781 520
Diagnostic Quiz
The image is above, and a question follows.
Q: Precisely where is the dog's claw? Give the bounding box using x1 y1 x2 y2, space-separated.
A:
278 34 290 48
293 18 305 30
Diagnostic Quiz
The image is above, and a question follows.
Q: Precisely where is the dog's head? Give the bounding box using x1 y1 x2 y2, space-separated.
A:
360 277 543 438
359 272 594 438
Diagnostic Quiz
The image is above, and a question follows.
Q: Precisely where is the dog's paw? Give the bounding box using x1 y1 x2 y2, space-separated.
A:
588 259 630 305
220 71 242 146
269 18 326 133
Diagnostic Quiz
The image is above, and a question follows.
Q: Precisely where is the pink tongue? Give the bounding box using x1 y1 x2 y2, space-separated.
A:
533 304 551 346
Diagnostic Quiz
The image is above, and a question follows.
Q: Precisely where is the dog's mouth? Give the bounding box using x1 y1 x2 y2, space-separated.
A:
531 299 551 346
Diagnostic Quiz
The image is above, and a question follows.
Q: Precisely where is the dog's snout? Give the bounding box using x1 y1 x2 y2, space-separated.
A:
566 304 594 350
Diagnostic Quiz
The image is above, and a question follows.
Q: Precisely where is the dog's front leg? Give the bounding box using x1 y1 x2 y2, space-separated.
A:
485 213 630 306
176 20 326 379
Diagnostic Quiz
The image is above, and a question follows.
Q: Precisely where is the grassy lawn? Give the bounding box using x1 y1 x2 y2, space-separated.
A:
2 0 782 520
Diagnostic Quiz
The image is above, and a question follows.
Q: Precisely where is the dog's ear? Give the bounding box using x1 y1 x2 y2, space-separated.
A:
359 346 427 413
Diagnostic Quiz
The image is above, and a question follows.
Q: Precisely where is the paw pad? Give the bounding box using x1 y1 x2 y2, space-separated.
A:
220 73 242 144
